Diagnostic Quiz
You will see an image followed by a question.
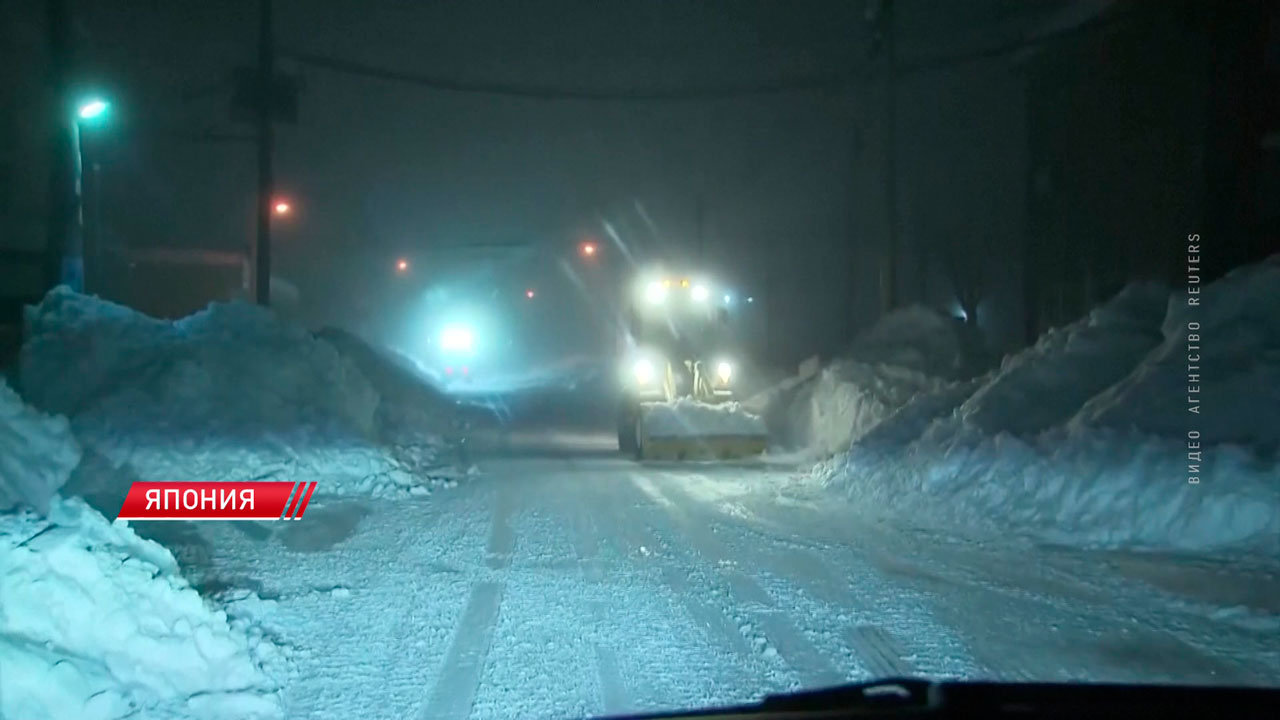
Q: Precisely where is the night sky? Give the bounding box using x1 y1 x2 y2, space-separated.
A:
11 0 1118 365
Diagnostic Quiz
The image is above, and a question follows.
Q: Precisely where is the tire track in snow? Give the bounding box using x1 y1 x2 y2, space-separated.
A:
421 482 521 719
646 470 966 682
578 472 795 700
628 472 848 688
486 484 517 570
564 485 632 713
419 580 506 720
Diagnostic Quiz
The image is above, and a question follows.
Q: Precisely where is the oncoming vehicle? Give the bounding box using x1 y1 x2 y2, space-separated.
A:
617 269 767 460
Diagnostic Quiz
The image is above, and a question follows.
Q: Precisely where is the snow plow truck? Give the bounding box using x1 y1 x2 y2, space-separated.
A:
616 270 767 460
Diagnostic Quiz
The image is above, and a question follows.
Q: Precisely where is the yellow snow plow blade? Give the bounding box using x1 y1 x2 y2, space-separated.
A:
637 431 767 461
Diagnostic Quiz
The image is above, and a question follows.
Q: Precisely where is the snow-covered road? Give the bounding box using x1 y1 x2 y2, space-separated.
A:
136 432 1280 720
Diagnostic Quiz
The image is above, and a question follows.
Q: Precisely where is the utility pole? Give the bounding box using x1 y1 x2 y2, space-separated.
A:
695 193 706 264
44 0 81 293
881 0 900 313
253 0 274 306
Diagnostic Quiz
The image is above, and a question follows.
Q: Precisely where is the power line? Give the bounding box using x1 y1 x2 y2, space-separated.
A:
283 50 861 100
280 8 1125 102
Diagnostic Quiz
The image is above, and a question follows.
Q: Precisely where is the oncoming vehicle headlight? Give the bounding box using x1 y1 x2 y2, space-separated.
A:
644 281 668 305
632 358 656 385
691 284 711 303
439 324 474 352
715 360 733 384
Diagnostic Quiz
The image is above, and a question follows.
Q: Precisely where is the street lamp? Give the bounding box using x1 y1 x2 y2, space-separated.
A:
66 96 111 292
273 200 291 215
78 99 110 121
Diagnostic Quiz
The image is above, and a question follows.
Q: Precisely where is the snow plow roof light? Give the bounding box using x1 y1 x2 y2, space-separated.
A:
680 279 690 288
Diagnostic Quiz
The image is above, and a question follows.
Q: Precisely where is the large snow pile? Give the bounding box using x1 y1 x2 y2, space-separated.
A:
18 290 460 500
0 379 81 513
759 306 978 457
799 361 949 457
827 256 1280 553
951 283 1168 436
316 326 457 438
21 288 377 436
642 399 766 438
843 305 975 379
1073 259 1280 450
0 497 283 720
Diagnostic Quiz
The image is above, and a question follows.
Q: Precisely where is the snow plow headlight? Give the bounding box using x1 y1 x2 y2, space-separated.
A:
691 284 710 302
632 358 656 385
644 281 668 305
715 361 733 384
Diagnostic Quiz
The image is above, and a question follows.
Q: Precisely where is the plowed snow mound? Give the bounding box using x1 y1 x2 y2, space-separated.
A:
1072 255 1280 450
951 282 1168 437
18 289 460 500
0 379 81 513
844 305 974 379
21 289 377 437
827 256 1280 553
0 497 283 720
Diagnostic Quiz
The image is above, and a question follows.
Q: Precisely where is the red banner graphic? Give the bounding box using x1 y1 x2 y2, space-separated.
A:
116 481 318 521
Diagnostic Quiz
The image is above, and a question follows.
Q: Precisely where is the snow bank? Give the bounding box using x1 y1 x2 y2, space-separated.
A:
1073 257 1280 449
0 379 81 513
21 288 377 437
843 305 974 379
761 307 973 457
642 399 765 438
802 360 949 457
18 290 460 500
826 257 1280 553
951 282 1168 436
0 497 282 720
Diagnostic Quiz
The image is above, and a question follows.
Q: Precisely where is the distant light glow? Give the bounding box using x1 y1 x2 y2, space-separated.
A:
396 258 409 273
723 293 732 304
439 325 474 352
525 289 535 299
273 201 291 215
580 242 597 257
644 281 667 304
746 296 754 303
77 99 109 120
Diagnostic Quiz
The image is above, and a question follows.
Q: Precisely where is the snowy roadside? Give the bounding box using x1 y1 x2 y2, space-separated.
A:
2 289 471 720
18 289 467 503
814 256 1280 554
0 380 284 719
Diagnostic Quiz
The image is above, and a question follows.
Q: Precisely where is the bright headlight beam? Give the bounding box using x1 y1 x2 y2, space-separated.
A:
716 361 733 383
691 284 710 302
644 281 667 304
633 358 655 384
439 325 474 352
